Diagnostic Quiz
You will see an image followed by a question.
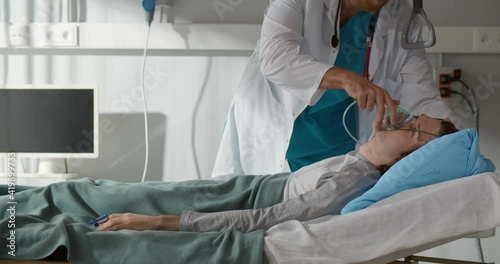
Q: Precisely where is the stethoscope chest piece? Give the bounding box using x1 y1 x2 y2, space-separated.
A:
331 0 342 53
331 34 339 52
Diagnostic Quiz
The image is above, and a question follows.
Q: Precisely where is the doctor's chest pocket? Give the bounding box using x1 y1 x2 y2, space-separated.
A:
234 83 287 148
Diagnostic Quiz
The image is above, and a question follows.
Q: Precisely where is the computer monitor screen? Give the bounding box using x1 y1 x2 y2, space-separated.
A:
0 85 98 158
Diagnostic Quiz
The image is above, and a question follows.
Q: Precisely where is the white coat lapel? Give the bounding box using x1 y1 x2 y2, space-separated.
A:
324 0 341 41
369 30 385 81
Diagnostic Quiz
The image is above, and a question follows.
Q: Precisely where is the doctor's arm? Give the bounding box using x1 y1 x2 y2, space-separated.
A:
260 0 398 127
259 0 329 104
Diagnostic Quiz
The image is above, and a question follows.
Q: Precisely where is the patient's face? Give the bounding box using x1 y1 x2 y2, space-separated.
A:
371 114 443 159
406 114 443 143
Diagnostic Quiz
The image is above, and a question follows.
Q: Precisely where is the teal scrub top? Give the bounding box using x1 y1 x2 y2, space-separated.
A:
286 11 377 172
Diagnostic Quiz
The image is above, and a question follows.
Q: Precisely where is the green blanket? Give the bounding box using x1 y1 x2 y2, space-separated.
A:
0 173 290 264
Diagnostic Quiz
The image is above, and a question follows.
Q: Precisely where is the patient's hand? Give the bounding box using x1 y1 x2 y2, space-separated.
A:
97 213 180 232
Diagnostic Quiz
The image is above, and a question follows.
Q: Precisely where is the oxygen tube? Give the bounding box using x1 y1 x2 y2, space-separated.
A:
343 101 415 146
343 101 364 145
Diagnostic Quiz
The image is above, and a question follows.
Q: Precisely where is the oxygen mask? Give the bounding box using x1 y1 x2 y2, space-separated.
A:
343 101 417 145
381 106 416 131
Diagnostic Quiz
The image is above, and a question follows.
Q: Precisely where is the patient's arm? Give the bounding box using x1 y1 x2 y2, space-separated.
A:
99 152 380 233
97 213 180 232
180 153 380 233
99 174 371 233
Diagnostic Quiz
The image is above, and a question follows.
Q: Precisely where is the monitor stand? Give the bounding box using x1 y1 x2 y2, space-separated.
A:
33 158 78 179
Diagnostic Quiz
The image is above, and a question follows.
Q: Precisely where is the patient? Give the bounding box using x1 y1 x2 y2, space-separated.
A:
94 114 458 233
0 114 458 262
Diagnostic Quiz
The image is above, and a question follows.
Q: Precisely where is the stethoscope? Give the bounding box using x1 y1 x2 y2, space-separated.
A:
330 0 377 81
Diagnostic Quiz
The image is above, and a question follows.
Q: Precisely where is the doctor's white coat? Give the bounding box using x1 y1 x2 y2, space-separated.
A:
212 0 454 177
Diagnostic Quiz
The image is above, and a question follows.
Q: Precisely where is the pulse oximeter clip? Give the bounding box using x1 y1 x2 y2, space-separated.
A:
89 214 109 229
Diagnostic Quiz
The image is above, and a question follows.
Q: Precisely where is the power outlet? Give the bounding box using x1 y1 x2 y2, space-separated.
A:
39 24 78 47
474 29 500 52
434 66 463 108
9 24 30 47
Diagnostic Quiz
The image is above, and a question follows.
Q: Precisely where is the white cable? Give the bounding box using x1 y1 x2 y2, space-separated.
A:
140 25 152 183
342 100 364 145
190 58 212 180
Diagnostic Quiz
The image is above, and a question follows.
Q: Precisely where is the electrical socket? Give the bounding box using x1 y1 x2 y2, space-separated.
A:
39 24 78 47
474 29 500 52
434 66 463 108
9 24 30 47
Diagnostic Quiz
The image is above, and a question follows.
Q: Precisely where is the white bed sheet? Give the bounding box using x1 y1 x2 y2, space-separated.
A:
263 172 500 264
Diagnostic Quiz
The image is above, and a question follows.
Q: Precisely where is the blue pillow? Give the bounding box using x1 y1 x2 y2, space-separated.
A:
340 128 496 214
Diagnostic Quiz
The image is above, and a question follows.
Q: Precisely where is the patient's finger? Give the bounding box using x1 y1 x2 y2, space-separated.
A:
373 94 385 131
98 218 121 231
96 221 111 231
108 213 121 219
104 224 125 231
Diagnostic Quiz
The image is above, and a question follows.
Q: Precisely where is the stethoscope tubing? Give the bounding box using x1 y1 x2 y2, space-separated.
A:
330 0 378 81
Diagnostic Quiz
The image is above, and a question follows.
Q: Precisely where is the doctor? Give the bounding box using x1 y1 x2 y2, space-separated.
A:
212 0 454 177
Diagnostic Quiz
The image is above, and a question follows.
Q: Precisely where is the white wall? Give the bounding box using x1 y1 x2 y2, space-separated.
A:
1 0 500 262
424 0 500 27
2 53 246 182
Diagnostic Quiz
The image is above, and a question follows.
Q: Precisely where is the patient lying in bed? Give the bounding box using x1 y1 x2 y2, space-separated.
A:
95 115 458 233
0 115 459 263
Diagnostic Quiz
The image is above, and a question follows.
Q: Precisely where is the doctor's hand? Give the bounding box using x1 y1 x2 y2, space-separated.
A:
320 67 399 130
97 213 180 232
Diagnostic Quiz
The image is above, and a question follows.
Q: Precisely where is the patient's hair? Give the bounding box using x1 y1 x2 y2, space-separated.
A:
438 120 460 136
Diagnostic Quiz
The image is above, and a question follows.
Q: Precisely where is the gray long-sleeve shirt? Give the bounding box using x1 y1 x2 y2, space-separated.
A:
180 151 381 233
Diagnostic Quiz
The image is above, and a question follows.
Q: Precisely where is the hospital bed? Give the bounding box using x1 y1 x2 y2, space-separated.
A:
1 172 499 264
263 172 500 264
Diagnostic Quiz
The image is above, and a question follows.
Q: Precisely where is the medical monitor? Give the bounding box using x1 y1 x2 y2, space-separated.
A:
0 85 99 160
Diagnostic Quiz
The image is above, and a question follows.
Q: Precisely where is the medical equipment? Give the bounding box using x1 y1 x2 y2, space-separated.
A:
140 0 203 182
139 0 155 183
444 77 480 132
142 0 156 26
139 26 151 184
381 106 416 131
89 214 109 229
142 0 172 25
401 0 436 49
363 15 377 82
342 101 363 145
0 85 99 179
264 172 500 264
342 101 416 145
331 0 377 82
330 0 341 52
